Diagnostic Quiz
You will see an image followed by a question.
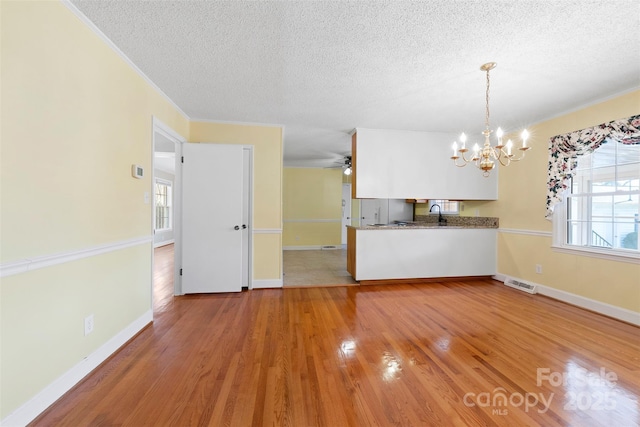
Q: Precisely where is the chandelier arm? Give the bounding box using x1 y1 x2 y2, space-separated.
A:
459 150 478 163
505 149 529 162
492 147 503 165
452 158 468 168
496 152 511 167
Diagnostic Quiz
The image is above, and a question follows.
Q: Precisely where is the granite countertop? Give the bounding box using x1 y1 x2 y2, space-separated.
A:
348 216 499 230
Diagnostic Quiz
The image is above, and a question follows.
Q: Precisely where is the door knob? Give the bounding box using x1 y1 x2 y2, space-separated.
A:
234 225 240 230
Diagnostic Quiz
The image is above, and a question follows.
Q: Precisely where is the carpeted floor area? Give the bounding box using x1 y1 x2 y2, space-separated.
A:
283 249 358 287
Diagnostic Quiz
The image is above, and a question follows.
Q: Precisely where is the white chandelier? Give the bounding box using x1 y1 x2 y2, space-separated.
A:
451 62 530 177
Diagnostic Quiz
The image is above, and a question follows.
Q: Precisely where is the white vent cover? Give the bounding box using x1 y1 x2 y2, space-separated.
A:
504 277 537 294
321 245 339 250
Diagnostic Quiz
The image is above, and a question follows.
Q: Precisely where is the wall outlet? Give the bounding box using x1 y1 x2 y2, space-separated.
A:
84 314 94 336
535 264 543 274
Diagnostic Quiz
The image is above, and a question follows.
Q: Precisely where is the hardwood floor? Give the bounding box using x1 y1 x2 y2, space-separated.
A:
31 244 640 426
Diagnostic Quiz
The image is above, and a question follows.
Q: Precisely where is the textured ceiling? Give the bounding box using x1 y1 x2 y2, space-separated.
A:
70 0 640 167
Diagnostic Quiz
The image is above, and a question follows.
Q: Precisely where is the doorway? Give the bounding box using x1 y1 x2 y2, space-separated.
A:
152 118 184 301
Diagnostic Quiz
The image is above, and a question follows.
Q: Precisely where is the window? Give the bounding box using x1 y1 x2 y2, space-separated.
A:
155 180 172 231
555 138 639 257
428 200 459 215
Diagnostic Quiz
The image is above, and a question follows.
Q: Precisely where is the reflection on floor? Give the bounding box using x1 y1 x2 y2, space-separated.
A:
283 249 357 287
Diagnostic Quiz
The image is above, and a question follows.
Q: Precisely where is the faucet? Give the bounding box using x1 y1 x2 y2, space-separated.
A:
429 204 447 225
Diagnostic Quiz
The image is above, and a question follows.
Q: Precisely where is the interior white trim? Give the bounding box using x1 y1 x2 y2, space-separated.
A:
0 310 153 427
493 273 640 326
283 245 325 251
551 245 640 264
152 117 187 144
0 236 153 278
188 117 284 128
498 228 552 237
253 228 282 234
251 278 283 289
283 219 341 223
61 0 189 121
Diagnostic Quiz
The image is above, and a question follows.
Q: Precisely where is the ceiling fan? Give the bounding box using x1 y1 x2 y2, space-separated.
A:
326 156 352 175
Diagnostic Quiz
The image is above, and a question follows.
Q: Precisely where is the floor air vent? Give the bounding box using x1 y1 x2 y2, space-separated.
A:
321 245 339 250
504 277 537 294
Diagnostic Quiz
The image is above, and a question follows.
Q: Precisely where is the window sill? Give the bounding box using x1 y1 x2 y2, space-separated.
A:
551 244 640 264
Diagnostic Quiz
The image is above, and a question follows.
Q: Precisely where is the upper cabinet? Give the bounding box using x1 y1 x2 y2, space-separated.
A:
352 128 498 200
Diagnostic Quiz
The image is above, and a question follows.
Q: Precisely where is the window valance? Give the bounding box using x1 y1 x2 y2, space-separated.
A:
546 114 640 219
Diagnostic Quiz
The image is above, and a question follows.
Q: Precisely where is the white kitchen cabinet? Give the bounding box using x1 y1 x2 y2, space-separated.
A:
352 128 498 200
347 227 496 281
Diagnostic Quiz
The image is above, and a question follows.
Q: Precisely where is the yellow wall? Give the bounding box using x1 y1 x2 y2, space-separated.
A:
189 122 283 280
283 168 343 247
1 1 188 418
467 91 640 312
2 0 636 421
351 199 361 227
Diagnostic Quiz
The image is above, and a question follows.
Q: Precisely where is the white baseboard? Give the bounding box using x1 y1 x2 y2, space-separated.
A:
283 245 343 251
493 273 640 326
1 310 153 427
252 279 283 289
283 245 323 250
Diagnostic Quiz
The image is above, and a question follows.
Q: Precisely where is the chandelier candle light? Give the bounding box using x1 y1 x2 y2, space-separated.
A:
451 62 530 177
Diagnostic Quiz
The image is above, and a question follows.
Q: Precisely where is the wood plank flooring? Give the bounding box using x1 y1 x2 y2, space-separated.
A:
31 245 640 426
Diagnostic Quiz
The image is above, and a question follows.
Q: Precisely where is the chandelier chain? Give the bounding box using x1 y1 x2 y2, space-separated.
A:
485 68 490 132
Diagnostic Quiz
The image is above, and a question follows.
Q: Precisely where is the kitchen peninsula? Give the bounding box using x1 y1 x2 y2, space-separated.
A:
346 216 498 283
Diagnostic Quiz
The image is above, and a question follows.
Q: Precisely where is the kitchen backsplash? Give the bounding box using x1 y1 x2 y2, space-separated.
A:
414 215 499 228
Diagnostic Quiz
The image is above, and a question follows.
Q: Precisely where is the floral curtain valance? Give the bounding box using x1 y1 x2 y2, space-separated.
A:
546 114 640 219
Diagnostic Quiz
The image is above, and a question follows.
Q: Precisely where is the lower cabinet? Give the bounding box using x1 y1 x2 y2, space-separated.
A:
347 227 496 281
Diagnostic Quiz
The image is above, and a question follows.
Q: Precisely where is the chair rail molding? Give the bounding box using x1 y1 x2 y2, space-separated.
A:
498 228 552 237
0 236 153 278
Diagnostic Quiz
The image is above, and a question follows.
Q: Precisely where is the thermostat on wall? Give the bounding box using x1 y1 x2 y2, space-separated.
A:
131 164 144 179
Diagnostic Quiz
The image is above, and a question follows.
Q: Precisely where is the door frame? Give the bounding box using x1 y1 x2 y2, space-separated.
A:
341 183 352 246
152 117 185 297
242 146 254 290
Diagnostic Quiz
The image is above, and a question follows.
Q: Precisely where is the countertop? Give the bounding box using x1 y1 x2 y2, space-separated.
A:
347 217 499 230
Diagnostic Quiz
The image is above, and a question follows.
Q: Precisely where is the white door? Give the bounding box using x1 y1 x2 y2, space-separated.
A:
182 143 244 293
341 184 351 245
